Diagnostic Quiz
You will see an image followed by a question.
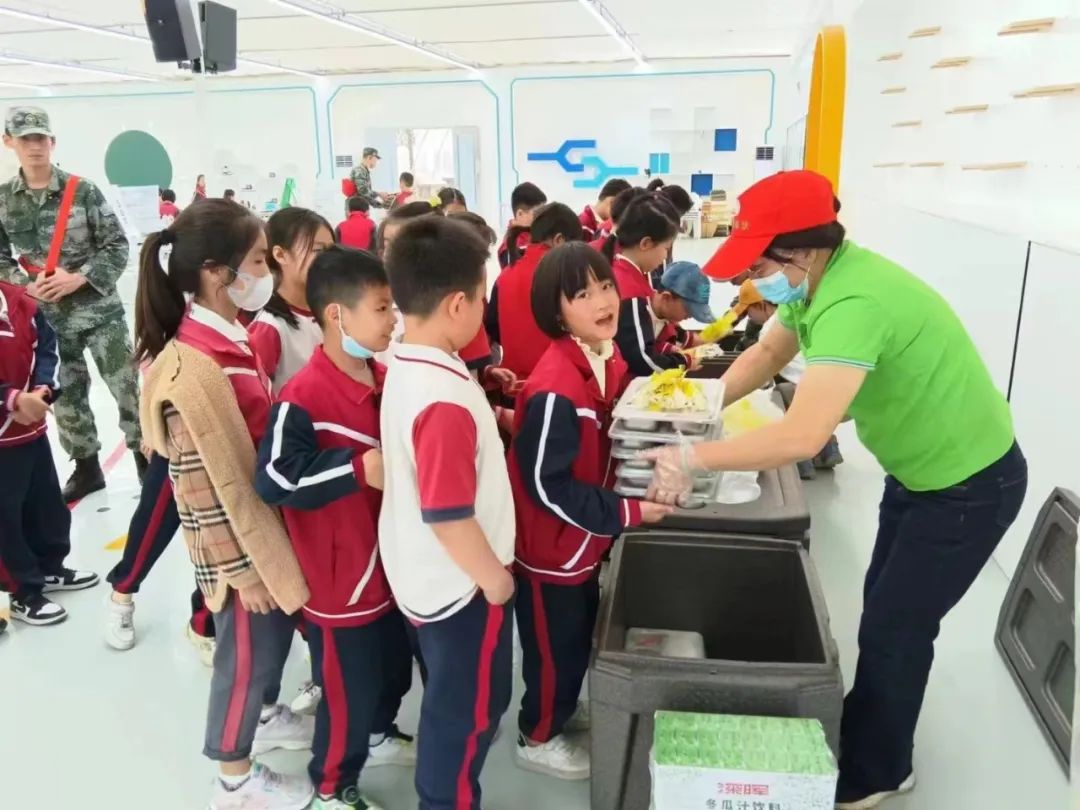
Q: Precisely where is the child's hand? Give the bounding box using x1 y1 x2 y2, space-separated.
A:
483 569 515 606
680 350 703 372
237 581 278 615
639 501 675 523
13 389 50 424
362 448 385 490
485 366 518 394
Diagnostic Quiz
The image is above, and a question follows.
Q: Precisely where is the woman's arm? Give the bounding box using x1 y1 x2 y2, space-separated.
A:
720 322 800 406
646 364 865 503
697 364 865 470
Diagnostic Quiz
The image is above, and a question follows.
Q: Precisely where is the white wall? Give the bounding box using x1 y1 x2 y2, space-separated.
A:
833 0 1080 576
0 56 791 231
0 85 320 211
509 69 777 215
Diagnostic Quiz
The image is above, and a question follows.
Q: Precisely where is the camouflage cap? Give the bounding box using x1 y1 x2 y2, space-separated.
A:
5 106 53 137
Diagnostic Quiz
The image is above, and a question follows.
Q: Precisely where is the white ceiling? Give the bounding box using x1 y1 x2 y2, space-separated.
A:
0 0 818 88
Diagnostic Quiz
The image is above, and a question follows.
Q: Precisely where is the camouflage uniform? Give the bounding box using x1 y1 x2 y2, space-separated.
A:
349 148 383 207
0 147 140 460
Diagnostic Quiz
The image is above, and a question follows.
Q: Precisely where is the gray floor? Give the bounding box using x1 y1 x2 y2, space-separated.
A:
0 378 1068 810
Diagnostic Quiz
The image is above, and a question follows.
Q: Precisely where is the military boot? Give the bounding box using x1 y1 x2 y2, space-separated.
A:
63 455 106 502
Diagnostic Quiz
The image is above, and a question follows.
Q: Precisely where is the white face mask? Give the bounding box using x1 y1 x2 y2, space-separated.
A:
225 270 274 312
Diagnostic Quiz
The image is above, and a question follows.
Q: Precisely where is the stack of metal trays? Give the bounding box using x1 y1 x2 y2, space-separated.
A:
609 377 725 507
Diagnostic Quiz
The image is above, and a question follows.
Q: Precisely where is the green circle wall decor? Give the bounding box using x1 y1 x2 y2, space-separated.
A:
104 130 173 188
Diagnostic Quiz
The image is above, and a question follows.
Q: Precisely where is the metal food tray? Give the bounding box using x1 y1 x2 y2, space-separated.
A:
613 377 726 427
609 420 721 448
615 473 718 507
615 462 719 485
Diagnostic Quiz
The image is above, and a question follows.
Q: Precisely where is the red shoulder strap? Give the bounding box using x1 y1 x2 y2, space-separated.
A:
44 175 80 277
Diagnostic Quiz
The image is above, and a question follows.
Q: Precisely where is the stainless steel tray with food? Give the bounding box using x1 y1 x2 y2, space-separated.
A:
613 375 726 428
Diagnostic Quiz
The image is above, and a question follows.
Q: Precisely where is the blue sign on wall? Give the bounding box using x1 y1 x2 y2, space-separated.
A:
527 139 639 189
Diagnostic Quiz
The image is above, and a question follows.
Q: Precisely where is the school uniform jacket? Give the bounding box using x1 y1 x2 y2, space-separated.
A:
579 205 600 241
508 337 643 585
248 305 322 396
142 306 307 614
255 348 394 628
613 255 686 378
0 280 60 447
655 321 698 354
487 243 552 379
336 211 375 251
177 305 272 444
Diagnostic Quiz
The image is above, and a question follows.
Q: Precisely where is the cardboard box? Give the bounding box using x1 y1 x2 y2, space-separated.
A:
651 712 838 810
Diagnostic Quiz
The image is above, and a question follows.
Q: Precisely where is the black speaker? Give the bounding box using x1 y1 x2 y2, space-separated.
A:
144 0 201 63
200 1 237 73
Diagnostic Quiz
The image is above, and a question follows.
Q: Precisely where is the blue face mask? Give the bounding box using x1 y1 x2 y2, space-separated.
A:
752 265 809 305
337 306 374 360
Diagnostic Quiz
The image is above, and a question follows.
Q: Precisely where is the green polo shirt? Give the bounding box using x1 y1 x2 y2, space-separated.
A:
778 241 1014 491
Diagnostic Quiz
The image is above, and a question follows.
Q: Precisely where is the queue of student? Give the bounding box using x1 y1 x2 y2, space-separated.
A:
0 108 1025 810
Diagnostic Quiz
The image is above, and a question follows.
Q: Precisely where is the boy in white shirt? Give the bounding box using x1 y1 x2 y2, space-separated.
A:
378 215 516 810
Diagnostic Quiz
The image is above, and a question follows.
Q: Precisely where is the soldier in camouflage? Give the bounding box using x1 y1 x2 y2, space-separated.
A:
349 146 389 209
0 106 144 501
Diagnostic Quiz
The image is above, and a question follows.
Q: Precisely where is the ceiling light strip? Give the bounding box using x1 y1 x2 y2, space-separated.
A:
0 52 157 81
576 0 647 66
0 4 321 78
264 0 479 71
0 78 48 91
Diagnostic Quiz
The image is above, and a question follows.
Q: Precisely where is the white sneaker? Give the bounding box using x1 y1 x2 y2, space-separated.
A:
564 700 591 733
186 622 216 667
835 773 916 809
105 596 136 651
366 727 417 768
253 705 315 755
290 680 322 716
208 762 314 810
515 733 590 780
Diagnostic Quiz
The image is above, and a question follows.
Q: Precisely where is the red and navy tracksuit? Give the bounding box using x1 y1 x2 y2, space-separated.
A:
579 206 600 241
496 221 531 269
105 451 215 638
485 243 554 380
105 302 279 640
255 348 413 798
507 337 643 742
613 255 687 378
0 281 69 600
655 321 699 356
336 211 376 251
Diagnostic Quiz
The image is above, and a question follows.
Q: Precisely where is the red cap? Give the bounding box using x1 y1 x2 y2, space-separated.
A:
703 170 837 281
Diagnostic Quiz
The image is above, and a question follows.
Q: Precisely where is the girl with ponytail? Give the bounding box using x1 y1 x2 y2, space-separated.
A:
248 206 334 395
136 199 317 809
604 194 690 377
590 186 649 251
487 202 585 379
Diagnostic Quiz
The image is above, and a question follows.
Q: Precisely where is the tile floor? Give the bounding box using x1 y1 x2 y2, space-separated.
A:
0 288 1068 810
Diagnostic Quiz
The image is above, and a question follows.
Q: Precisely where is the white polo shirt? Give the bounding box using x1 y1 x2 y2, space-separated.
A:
248 306 323 395
378 342 516 622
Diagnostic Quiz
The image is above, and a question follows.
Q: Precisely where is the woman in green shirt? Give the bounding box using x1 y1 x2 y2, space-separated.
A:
647 171 1028 809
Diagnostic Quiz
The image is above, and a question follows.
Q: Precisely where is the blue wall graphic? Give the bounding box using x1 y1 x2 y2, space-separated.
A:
526 139 639 189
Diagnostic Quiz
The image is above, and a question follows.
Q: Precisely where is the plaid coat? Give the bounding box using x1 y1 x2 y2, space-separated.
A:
141 341 309 614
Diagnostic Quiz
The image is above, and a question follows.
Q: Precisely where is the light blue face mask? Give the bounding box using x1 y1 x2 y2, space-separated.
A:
751 263 810 305
337 306 374 360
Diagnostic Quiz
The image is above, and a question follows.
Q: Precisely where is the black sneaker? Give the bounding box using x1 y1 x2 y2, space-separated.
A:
11 594 68 626
0 617 8 635
63 455 106 502
42 568 100 593
134 451 149 484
